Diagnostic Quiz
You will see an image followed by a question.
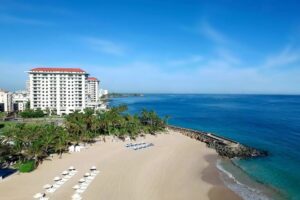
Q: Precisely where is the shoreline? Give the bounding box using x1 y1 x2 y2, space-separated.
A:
203 154 242 200
1 130 240 200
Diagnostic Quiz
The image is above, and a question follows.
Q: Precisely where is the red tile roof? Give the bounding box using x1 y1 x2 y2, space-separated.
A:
87 77 98 81
31 67 86 73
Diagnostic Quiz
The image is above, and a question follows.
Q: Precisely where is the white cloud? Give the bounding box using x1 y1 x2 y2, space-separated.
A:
62 57 300 94
264 46 300 68
215 48 241 65
82 37 125 56
166 55 203 66
0 14 51 26
199 21 229 44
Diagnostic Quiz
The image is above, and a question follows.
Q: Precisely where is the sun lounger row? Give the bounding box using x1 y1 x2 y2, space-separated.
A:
72 166 99 200
125 142 154 150
33 166 77 199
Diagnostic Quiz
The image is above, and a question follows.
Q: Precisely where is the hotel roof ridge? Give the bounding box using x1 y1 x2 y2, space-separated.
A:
87 77 98 81
30 67 86 73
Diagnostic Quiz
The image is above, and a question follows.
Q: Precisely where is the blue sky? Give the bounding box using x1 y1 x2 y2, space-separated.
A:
1 0 300 94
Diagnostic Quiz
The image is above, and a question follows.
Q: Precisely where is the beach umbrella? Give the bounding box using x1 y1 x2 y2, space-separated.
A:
72 185 80 189
62 170 69 175
72 193 81 198
79 178 85 183
43 184 52 189
53 176 61 181
90 166 97 170
84 173 90 177
69 166 75 170
33 193 43 199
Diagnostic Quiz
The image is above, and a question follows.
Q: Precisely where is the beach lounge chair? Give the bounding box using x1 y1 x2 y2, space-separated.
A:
68 145 75 152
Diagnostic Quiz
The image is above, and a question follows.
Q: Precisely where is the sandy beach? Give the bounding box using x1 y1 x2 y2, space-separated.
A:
0 130 240 200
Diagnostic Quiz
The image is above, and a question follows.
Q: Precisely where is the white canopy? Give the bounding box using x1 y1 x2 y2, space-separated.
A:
33 193 43 198
72 193 81 198
72 185 80 189
43 184 52 189
79 178 85 183
62 170 69 175
53 176 61 181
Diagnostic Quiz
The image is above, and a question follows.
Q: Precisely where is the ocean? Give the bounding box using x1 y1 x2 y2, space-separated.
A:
110 94 300 200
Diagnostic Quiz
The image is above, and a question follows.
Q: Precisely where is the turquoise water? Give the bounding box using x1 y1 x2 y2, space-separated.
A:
110 94 300 200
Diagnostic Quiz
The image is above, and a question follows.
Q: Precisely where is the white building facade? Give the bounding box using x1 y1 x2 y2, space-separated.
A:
12 90 29 112
0 89 13 112
28 67 88 115
86 77 99 103
86 77 105 110
99 89 108 98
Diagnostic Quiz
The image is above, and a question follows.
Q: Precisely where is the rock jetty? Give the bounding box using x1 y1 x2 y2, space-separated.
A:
168 125 268 159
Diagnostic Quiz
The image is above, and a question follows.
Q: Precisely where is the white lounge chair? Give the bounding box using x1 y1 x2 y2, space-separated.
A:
68 145 75 152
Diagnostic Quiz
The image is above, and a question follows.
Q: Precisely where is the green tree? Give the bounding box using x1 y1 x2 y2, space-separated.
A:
54 128 69 158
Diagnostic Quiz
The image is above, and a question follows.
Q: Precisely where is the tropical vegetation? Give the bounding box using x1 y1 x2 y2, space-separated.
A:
19 108 44 118
0 105 168 172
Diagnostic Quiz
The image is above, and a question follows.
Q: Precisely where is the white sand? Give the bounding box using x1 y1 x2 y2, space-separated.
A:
0 130 240 200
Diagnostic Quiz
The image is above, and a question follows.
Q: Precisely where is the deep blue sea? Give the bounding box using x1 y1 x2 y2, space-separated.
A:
110 94 300 200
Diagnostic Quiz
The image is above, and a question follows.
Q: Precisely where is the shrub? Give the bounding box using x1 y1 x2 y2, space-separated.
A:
18 160 36 173
20 109 44 118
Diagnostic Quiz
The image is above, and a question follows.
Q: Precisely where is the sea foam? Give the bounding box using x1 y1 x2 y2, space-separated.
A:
216 159 270 200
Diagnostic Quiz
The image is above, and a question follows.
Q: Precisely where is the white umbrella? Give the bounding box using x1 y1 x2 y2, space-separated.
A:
43 184 52 189
53 176 61 181
84 173 90 177
72 185 80 189
69 166 75 170
72 193 81 198
79 178 85 183
90 166 97 170
33 193 43 199
62 170 69 175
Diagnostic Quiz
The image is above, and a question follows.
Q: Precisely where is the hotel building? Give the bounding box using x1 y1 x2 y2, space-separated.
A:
86 77 99 103
28 67 88 115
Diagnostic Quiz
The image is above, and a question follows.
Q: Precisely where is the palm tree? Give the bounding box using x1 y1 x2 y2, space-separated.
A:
41 124 56 154
54 128 69 158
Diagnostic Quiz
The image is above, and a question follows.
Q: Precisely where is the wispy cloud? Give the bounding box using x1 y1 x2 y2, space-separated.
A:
0 14 51 26
199 21 229 44
215 48 241 65
166 55 203 66
82 37 125 56
264 46 300 68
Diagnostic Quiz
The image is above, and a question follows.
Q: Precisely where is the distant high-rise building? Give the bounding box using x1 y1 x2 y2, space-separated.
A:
12 90 29 112
26 80 30 94
86 77 99 103
0 89 13 112
99 89 108 98
28 67 88 115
